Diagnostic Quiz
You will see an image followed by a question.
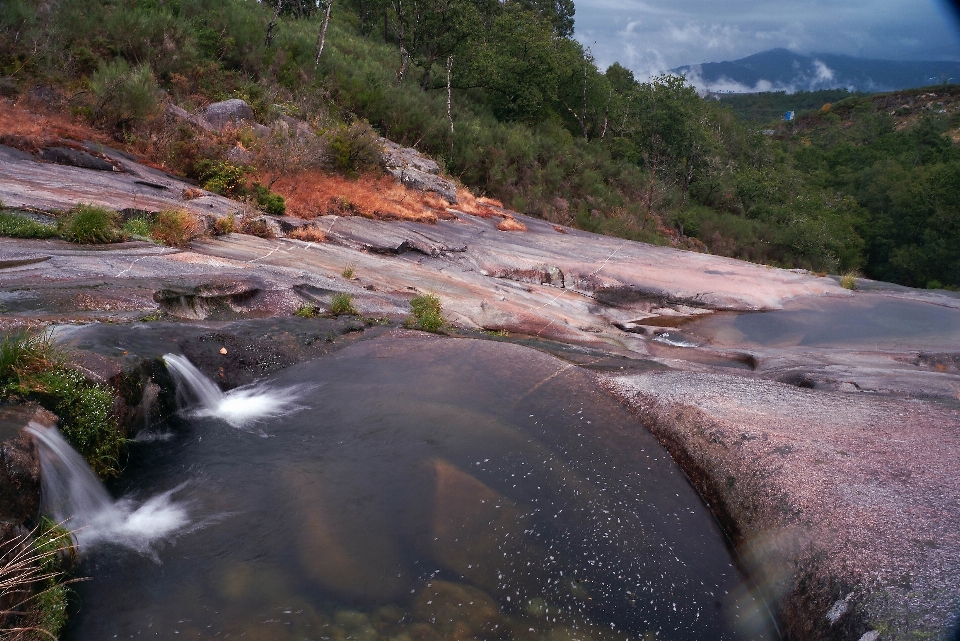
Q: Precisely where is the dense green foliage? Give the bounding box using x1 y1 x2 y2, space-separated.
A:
785 93 960 288
0 332 125 477
409 293 445 332
1 0 958 285
717 89 869 122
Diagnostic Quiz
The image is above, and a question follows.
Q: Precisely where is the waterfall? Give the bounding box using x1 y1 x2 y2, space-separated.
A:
162 354 309 429
26 422 189 554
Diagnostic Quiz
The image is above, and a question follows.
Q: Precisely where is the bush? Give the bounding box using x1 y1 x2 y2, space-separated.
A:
253 183 286 215
0 212 58 239
213 215 235 235
59 205 122 244
324 121 382 177
88 58 160 129
329 293 358 316
194 160 248 197
840 272 858 290
150 209 200 247
408 293 445 332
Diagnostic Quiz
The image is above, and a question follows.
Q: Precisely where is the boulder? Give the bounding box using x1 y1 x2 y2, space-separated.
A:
380 139 457 204
38 147 117 172
165 103 215 133
202 99 256 131
0 404 49 524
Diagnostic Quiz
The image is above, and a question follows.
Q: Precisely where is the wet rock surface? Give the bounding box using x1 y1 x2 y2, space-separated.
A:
0 405 46 524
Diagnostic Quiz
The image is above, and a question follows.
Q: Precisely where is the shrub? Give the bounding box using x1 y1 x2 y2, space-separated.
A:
341 264 355 278
88 59 160 129
0 212 58 239
253 183 286 215
409 293 445 332
194 160 248 197
329 293 358 316
150 209 200 247
840 272 858 290
324 121 382 177
213 215 235 235
237 216 275 238
59 205 121 244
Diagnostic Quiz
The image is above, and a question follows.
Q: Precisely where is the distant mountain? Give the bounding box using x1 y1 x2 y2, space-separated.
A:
671 49 960 94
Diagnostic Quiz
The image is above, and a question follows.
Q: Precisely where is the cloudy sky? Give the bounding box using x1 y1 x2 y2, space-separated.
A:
573 0 960 80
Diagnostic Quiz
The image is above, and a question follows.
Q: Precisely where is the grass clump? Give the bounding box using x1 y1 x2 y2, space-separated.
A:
0 332 125 478
341 264 356 279
0 212 59 239
121 215 152 239
840 272 858 290
0 520 77 640
59 205 123 244
150 209 200 247
294 302 320 318
329 293 358 316
408 293 446 333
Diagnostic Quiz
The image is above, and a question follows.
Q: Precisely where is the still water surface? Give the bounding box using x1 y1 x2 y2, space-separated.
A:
68 336 774 640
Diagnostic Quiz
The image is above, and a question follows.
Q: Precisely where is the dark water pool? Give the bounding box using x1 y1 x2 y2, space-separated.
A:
68 336 774 641
685 294 960 349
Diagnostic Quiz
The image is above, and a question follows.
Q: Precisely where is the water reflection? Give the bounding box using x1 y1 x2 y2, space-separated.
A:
67 336 776 640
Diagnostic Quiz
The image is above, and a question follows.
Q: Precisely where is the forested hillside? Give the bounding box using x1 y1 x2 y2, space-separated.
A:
1 0 958 288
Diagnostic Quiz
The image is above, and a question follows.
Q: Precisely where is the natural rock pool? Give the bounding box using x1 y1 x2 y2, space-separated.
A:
65 335 775 640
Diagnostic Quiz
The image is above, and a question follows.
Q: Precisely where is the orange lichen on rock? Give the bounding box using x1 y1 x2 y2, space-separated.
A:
265 170 456 224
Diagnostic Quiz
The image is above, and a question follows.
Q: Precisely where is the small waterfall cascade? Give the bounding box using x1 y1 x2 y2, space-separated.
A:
26 422 189 553
163 354 308 429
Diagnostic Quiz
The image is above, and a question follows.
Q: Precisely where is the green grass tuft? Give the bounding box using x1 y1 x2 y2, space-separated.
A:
329 293 358 316
0 212 59 239
294 302 320 318
840 273 858 290
121 216 152 239
408 293 446 332
60 204 123 244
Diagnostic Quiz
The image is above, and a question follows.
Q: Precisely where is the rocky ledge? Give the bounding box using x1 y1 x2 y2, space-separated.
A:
1 114 959 641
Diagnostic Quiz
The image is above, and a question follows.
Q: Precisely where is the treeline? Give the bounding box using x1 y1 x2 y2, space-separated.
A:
716 88 870 122
0 0 957 287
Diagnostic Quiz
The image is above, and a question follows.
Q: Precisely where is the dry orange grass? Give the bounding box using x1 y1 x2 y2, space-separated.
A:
0 101 110 152
287 226 326 242
264 170 456 224
496 217 527 232
453 188 507 218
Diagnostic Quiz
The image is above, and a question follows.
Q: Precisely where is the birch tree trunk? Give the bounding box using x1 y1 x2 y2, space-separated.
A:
446 55 454 134
314 0 333 68
264 0 283 47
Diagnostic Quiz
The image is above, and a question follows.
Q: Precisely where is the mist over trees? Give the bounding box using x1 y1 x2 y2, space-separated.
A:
0 0 957 288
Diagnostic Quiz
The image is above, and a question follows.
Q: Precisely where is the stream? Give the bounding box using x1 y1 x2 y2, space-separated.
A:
58 335 775 640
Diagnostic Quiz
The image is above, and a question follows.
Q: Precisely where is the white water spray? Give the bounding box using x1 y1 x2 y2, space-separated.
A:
26 422 189 553
163 354 308 429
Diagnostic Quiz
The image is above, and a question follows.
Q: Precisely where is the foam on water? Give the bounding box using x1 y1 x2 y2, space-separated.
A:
163 354 309 429
26 422 190 554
